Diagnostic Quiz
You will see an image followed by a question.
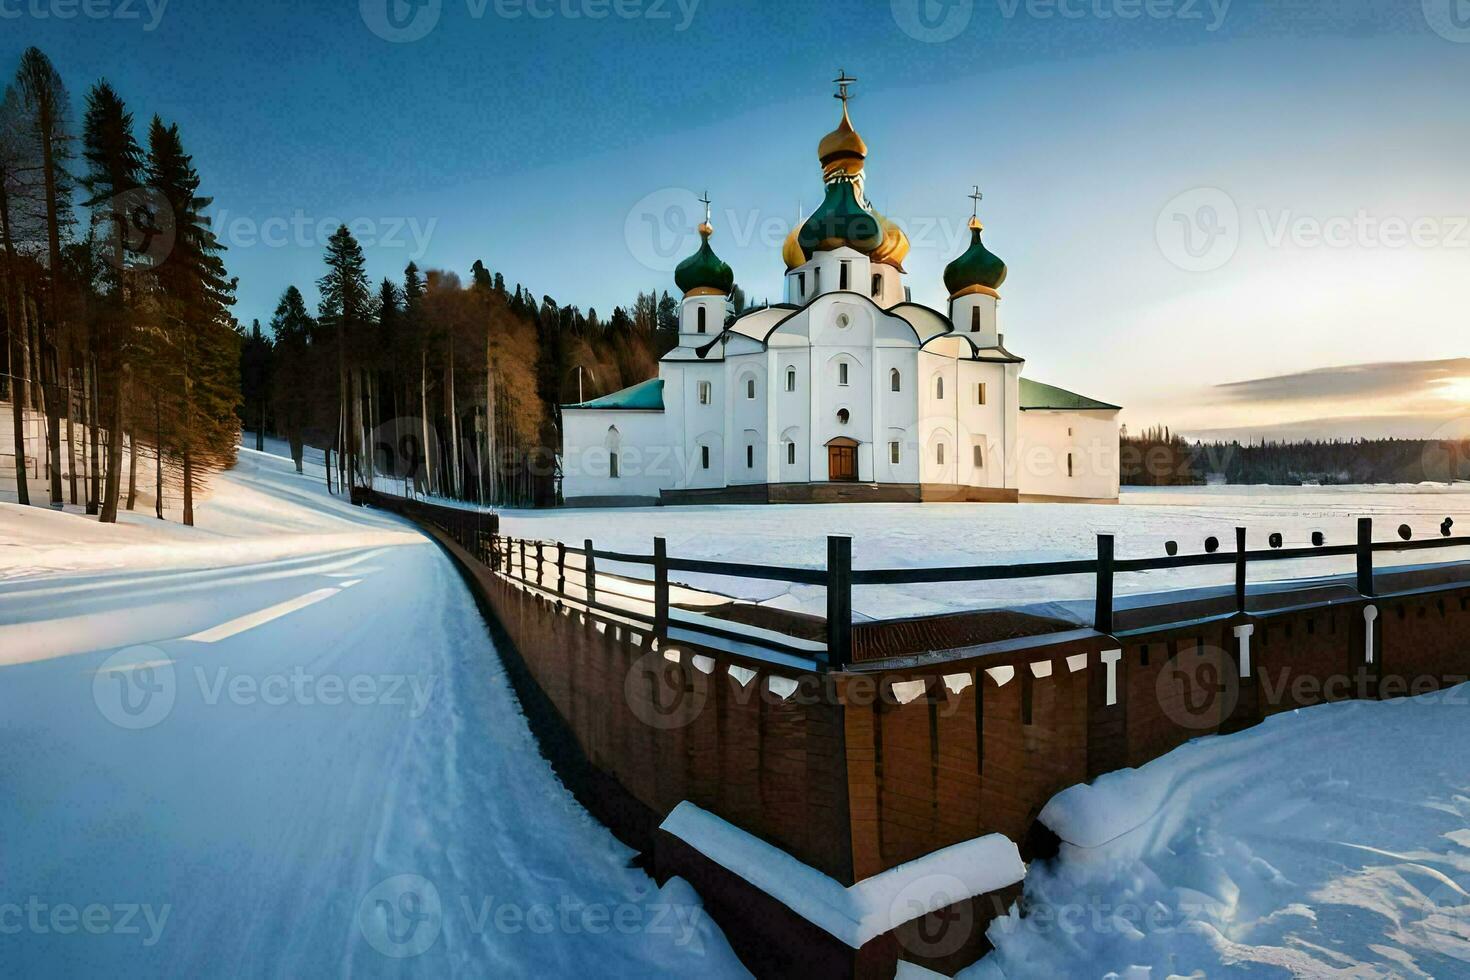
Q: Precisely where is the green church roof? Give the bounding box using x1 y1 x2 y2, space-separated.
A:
797 179 883 258
1020 378 1120 411
563 378 665 411
944 225 1008 296
674 234 734 296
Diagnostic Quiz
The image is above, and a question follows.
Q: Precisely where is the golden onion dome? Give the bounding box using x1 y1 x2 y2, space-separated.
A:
818 104 867 180
869 212 910 271
782 224 806 270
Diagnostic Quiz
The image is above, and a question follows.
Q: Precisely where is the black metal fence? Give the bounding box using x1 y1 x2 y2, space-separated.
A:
357 489 1470 670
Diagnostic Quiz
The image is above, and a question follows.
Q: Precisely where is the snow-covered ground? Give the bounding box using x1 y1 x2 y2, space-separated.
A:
499 485 1470 622
969 686 1470 979
0 439 745 976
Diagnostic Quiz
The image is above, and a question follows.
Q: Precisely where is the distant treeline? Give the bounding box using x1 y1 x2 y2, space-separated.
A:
1122 427 1470 486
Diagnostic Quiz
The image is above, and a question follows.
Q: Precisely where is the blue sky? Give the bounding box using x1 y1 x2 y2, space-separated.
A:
5 0 1469 433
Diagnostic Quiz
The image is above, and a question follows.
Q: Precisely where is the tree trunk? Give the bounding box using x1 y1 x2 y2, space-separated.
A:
100 367 125 523
182 449 193 526
5 276 29 506
126 426 138 511
41 335 61 507
420 352 433 496
154 390 163 520
65 363 77 505
88 352 101 515
82 358 97 514
447 336 460 499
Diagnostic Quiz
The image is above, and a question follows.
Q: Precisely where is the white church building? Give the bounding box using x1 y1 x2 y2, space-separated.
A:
561 77 1121 507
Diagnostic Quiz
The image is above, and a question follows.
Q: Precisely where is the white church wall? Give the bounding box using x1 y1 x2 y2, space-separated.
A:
917 350 959 485
727 353 767 485
951 293 999 347
561 409 670 503
676 359 727 489
1017 409 1121 500
874 346 919 483
774 349 812 483
956 360 1010 488
871 262 903 308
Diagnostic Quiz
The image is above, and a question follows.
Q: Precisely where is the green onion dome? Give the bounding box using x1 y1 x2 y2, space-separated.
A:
944 217 1008 298
797 180 883 259
674 222 734 296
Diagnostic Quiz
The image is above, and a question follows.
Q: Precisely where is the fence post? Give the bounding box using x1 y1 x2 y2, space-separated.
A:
1356 517 1374 597
557 543 566 595
1095 534 1115 635
1234 526 1247 614
654 537 669 638
584 539 597 607
826 535 852 670
519 539 527 583
536 542 544 587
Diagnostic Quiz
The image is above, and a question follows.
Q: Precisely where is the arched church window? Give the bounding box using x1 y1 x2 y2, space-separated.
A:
890 368 901 393
936 443 946 465
606 426 621 479
935 376 945 400
746 377 756 399
837 409 850 425
786 367 797 392
838 362 850 386
787 441 797 465
872 274 882 298
697 307 707 333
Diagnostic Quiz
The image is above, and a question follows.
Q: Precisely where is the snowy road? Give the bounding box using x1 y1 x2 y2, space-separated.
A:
0 448 743 976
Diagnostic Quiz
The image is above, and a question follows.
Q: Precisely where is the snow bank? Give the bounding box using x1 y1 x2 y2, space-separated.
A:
661 801 1025 948
970 685 1470 978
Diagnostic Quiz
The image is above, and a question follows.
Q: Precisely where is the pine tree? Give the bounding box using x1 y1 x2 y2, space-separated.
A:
80 79 145 522
0 83 37 507
146 116 238 526
317 224 370 489
239 318 271 451
268 286 314 472
15 47 75 507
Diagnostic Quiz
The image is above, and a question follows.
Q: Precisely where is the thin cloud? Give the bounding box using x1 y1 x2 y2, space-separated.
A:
1210 358 1470 404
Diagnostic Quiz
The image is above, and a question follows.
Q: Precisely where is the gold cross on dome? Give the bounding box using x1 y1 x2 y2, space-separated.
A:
969 185 984 217
833 69 857 104
698 190 711 224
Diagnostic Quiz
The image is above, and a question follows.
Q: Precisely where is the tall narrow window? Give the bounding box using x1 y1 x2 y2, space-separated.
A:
973 444 984 469
838 362 849 386
971 307 980 333
839 261 850 291
936 443 945 465
977 382 987 406
797 272 806 298
1067 453 1075 478
609 453 620 478
872 274 882 298
890 368 901 392
890 441 900 465
697 306 707 334
698 381 712 405
746 445 754 469
786 367 796 392
746 377 756 399
935 376 945 400
786 441 796 465
813 267 821 294
702 445 711 470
